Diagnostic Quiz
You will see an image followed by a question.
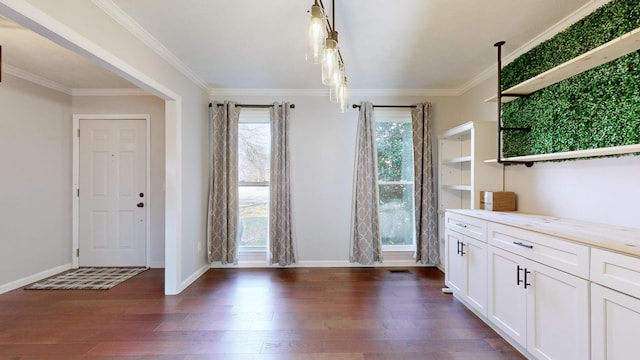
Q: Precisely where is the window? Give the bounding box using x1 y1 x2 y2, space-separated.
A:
375 110 416 250
238 110 270 249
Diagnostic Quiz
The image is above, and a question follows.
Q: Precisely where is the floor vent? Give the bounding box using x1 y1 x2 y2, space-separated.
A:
389 269 411 274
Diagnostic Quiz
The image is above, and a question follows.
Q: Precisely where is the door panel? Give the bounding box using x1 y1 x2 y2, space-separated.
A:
79 119 146 266
527 261 589 360
488 246 527 348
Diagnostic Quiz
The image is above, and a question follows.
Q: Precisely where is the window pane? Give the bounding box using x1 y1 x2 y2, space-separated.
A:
238 123 270 183
375 121 413 182
239 186 268 247
238 117 270 249
379 184 414 246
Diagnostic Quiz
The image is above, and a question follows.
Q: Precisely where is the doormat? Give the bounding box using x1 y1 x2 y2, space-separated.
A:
25 267 147 290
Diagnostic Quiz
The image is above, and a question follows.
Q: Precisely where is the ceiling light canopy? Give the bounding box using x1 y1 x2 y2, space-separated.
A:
307 0 348 112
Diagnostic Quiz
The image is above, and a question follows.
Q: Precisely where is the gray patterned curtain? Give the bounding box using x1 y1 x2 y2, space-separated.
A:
207 101 239 265
350 102 383 264
412 103 439 264
269 102 296 266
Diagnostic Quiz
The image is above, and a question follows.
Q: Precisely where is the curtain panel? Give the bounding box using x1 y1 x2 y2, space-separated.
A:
350 102 383 265
207 101 240 265
412 103 439 265
269 102 296 266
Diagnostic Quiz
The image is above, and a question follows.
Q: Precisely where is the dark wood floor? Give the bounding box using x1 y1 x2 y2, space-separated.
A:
0 267 524 359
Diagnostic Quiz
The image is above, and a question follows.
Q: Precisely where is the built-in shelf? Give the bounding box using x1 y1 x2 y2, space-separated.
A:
485 143 640 163
486 27 640 103
443 156 472 164
442 184 473 191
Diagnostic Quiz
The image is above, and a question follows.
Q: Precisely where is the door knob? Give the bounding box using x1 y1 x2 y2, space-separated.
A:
137 202 144 208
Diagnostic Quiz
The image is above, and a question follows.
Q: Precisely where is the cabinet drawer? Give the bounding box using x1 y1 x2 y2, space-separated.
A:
488 222 590 279
591 248 640 298
445 212 486 241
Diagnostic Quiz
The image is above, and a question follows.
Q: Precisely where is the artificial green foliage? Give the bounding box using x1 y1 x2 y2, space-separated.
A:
502 0 640 89
501 0 640 158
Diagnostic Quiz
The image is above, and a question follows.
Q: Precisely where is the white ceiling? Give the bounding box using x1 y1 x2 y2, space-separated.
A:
1 0 595 93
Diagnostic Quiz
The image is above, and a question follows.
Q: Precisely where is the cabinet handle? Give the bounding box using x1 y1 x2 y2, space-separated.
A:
516 265 523 286
460 242 466 256
513 241 534 249
455 223 468 228
456 240 461 255
524 269 531 289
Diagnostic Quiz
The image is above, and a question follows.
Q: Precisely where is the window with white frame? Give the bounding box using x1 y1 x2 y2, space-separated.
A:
238 109 270 249
375 110 416 250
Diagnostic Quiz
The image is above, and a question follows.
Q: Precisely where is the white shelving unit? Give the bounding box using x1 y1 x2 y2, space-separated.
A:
437 121 503 264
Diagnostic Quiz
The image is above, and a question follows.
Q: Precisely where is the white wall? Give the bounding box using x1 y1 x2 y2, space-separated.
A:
213 93 463 264
71 95 166 267
460 75 640 229
0 74 73 288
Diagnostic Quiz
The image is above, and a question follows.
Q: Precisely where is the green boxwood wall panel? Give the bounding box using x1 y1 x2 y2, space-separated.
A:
501 0 640 158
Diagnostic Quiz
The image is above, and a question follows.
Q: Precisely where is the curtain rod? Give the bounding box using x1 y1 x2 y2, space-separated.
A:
209 103 295 109
351 104 417 109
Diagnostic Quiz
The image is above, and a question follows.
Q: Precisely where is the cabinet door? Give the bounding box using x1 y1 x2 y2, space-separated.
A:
445 229 465 295
465 237 487 316
488 246 527 348
592 283 640 360
527 260 589 360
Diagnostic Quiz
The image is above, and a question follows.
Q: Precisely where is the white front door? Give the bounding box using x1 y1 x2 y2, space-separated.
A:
79 119 146 266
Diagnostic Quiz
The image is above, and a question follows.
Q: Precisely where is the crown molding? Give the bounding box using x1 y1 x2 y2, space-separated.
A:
210 88 329 98
92 0 208 90
350 88 460 97
5 64 150 96
4 63 71 94
210 87 461 98
71 88 151 96
459 0 610 95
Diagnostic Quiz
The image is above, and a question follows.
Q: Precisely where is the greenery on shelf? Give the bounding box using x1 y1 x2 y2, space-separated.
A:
501 0 640 158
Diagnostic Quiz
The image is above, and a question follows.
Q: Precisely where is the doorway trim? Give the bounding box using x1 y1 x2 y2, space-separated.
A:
72 114 151 269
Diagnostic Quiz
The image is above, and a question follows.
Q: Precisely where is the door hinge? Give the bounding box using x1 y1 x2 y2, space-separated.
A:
77 128 80 137
76 248 80 257
77 188 80 197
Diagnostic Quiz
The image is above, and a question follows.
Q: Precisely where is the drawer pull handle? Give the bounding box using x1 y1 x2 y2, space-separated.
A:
455 223 467 228
513 241 534 249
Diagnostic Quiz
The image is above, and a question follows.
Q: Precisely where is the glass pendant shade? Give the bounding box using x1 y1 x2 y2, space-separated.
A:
330 65 343 103
338 77 349 113
306 2 325 64
321 32 339 85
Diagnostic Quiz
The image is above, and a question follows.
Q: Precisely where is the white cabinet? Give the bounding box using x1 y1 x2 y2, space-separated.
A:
591 284 640 360
487 222 590 360
438 121 502 264
591 249 640 360
445 212 488 316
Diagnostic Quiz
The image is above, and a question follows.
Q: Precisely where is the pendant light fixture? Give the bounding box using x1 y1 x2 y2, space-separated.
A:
306 0 349 112
306 0 326 64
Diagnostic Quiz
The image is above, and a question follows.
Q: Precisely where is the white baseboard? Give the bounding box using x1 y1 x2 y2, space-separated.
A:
0 263 71 294
210 260 437 268
177 264 209 293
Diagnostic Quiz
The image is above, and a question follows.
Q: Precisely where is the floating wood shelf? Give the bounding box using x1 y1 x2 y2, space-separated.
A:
485 143 640 163
486 27 640 103
442 184 473 191
443 155 472 164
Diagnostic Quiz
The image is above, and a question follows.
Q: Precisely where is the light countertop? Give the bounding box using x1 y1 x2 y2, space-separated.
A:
448 209 640 257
